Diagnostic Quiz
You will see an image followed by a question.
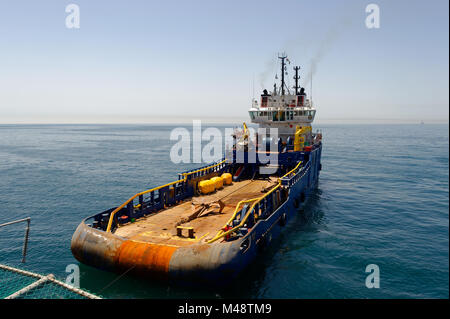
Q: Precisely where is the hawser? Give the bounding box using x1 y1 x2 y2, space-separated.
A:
71 54 323 284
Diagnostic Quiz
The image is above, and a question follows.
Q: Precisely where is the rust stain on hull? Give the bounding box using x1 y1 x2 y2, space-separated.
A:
115 240 177 279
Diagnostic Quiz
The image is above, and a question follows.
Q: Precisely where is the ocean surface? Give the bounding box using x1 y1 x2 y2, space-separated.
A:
0 124 448 299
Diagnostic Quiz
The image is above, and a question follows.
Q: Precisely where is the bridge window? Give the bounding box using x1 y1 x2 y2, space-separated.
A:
261 96 268 107
287 110 294 120
272 111 279 121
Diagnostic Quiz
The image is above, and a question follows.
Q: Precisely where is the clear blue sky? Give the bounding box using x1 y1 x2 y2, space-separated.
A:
0 0 448 123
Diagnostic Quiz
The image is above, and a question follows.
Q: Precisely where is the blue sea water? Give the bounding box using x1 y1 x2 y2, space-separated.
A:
0 124 448 299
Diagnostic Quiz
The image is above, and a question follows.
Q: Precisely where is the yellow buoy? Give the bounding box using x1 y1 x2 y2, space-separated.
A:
198 180 215 194
221 173 232 185
211 176 224 190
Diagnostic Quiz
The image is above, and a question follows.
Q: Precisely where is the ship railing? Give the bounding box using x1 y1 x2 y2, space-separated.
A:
178 158 227 180
0 217 31 263
103 159 227 232
207 185 281 243
280 160 310 188
207 161 303 243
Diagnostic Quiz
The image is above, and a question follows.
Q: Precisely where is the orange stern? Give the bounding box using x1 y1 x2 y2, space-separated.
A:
115 240 177 279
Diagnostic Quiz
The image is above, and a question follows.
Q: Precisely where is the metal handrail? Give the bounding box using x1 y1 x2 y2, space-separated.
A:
105 159 227 232
281 160 303 180
213 160 303 237
0 217 31 263
207 183 281 243
179 159 226 177
213 198 261 238
207 161 303 243
105 179 184 232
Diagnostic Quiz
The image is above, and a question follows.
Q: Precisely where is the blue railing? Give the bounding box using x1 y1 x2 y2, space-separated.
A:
87 159 229 232
280 161 310 188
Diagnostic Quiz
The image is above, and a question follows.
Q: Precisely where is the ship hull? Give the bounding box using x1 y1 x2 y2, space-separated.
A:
71 144 322 285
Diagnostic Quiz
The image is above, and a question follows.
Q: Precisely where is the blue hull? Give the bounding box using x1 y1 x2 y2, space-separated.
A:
167 143 323 284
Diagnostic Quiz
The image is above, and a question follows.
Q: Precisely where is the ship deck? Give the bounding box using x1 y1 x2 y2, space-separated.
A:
113 178 277 247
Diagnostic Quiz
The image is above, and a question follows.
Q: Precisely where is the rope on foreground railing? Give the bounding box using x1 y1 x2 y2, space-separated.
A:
0 263 101 299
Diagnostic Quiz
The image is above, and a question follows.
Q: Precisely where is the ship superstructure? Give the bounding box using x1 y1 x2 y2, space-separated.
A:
249 54 316 140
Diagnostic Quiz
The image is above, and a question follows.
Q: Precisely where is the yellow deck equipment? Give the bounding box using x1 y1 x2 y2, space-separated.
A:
198 180 215 194
221 173 232 185
210 176 224 190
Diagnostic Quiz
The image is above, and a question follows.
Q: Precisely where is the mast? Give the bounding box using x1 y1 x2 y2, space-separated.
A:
278 53 287 95
293 66 300 95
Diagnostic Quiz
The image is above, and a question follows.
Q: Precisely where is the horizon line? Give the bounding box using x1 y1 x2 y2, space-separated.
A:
0 115 448 125
0 121 448 125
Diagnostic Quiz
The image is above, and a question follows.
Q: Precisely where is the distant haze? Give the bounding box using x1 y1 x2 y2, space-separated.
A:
0 0 448 124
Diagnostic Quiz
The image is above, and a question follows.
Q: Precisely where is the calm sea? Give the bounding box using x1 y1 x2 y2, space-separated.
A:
0 124 448 298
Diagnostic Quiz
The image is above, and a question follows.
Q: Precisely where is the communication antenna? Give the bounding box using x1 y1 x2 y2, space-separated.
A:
252 73 255 101
293 66 300 95
278 53 287 95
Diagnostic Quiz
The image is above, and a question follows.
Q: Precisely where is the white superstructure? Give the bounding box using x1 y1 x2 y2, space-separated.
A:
249 54 316 138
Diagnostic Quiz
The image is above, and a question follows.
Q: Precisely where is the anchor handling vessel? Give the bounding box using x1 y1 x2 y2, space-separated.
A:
71 54 323 284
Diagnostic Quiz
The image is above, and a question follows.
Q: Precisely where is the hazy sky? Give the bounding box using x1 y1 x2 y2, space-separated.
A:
0 0 448 123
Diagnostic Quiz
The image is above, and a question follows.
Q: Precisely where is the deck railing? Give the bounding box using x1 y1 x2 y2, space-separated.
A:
98 155 305 244
280 160 310 188
0 217 31 263
207 161 304 243
178 159 227 180
104 159 227 232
